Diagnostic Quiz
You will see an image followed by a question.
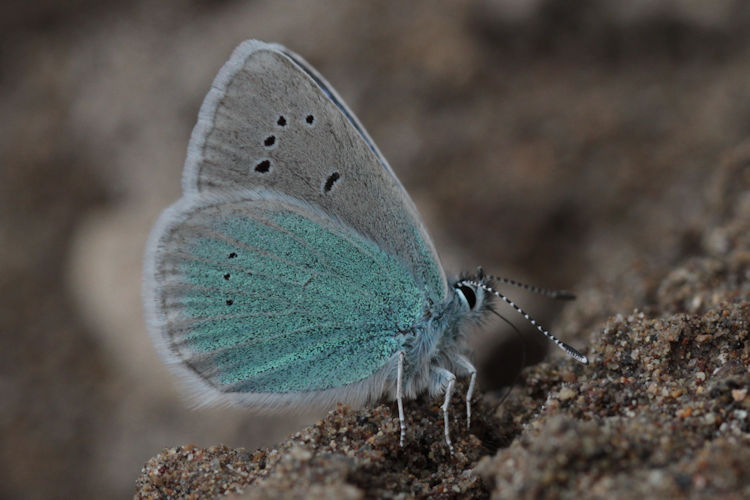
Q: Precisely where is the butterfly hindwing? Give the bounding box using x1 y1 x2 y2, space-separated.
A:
182 40 447 303
145 190 426 407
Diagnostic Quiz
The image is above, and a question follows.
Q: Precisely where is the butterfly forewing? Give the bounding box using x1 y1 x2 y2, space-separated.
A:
182 41 446 301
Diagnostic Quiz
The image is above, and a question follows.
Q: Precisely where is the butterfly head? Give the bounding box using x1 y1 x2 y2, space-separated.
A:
452 267 588 364
451 266 494 319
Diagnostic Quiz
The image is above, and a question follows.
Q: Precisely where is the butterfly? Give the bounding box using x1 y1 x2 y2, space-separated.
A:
143 40 587 454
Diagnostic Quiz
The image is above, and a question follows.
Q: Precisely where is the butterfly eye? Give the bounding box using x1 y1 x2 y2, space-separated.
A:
455 284 477 310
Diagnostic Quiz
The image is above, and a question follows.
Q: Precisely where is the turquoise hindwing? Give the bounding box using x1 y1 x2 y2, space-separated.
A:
150 191 426 394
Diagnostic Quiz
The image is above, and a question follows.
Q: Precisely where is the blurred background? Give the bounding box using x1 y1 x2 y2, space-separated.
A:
2 0 750 497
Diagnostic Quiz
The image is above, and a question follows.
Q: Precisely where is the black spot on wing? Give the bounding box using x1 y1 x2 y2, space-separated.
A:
254 160 271 173
323 171 341 193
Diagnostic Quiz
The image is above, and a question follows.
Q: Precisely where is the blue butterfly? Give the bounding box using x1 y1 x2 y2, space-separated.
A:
143 40 587 454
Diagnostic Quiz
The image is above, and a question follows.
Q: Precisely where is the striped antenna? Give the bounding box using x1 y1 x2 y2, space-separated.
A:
458 279 588 364
484 273 576 300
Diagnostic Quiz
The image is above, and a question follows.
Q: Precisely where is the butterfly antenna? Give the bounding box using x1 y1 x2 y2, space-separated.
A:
484 273 576 300
458 279 588 364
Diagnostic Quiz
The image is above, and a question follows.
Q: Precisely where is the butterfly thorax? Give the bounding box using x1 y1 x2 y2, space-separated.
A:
395 272 491 399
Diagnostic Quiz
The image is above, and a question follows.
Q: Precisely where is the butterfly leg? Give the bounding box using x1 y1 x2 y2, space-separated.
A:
434 368 456 455
455 355 477 429
397 351 406 447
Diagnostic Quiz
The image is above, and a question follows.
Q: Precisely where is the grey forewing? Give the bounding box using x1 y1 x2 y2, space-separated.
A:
185 41 448 303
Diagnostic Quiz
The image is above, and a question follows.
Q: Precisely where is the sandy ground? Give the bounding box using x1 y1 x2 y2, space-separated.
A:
2 1 749 498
